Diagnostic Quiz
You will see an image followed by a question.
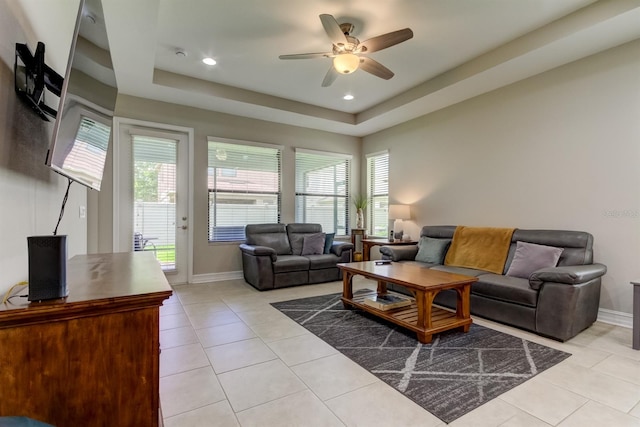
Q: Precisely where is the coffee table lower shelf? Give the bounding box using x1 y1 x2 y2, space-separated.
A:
342 290 472 343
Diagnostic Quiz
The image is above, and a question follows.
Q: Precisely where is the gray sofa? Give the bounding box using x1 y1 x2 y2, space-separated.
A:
239 223 353 291
380 225 607 341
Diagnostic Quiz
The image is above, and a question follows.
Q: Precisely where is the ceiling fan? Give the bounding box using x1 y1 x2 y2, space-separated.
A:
279 14 413 87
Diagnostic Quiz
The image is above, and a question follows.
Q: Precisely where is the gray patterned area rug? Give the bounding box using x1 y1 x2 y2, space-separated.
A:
271 291 570 424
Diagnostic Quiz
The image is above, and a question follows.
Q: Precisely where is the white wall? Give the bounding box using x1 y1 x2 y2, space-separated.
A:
0 0 87 297
363 40 640 315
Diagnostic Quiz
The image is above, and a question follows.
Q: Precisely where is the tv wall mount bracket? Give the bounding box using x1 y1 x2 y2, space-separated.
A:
14 41 63 121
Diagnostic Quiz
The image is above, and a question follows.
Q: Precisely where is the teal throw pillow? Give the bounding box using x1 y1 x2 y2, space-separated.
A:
323 232 335 254
415 237 451 264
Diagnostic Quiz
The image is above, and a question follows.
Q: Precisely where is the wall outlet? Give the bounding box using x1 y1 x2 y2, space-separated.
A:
79 205 86 219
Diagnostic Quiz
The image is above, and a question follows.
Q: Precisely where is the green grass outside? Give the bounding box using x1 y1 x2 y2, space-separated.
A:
144 244 175 263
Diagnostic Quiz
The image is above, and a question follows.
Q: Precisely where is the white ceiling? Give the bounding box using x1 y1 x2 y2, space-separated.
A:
98 0 640 137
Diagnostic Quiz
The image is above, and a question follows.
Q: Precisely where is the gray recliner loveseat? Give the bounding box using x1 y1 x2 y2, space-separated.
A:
239 223 353 291
380 225 607 341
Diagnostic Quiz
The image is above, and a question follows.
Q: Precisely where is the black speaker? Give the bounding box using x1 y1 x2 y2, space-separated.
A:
27 235 68 301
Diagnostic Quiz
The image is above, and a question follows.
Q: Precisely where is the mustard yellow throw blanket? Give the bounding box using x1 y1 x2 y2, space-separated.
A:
444 226 515 274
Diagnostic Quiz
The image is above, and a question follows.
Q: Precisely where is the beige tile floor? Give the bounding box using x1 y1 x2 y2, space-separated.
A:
160 278 640 427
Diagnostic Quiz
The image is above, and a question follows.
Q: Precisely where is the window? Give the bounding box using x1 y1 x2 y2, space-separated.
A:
295 149 351 235
367 150 389 238
208 139 282 241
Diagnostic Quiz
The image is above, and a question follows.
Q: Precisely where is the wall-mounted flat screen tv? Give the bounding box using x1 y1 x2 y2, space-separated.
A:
45 0 117 191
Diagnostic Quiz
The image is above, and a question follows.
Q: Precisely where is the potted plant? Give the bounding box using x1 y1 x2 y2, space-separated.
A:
352 195 369 229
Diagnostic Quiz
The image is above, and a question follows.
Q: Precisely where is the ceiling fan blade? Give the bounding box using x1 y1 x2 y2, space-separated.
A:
321 66 339 87
279 52 333 60
320 14 348 46
359 28 413 53
359 57 394 80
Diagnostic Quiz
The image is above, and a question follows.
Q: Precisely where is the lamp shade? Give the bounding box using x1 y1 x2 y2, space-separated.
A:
389 204 410 220
333 53 360 74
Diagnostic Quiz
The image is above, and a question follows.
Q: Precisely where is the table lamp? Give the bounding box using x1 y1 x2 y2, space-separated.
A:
389 204 411 241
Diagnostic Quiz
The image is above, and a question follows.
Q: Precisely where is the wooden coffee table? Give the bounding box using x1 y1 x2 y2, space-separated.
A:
338 261 478 343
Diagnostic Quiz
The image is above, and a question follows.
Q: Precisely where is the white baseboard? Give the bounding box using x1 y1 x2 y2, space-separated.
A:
597 308 633 329
190 271 243 284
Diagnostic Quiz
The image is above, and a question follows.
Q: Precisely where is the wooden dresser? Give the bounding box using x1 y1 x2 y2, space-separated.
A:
0 252 172 426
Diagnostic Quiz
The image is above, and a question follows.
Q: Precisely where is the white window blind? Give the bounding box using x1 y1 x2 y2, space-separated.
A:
76 115 110 151
132 134 178 270
367 151 389 238
295 149 351 236
208 139 281 241
60 116 110 190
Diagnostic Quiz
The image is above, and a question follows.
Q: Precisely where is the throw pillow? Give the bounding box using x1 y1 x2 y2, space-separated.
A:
323 232 335 254
301 232 326 256
506 241 564 279
415 237 451 264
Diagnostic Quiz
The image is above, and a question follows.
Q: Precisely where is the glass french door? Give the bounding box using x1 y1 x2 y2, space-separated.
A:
116 124 189 284
132 134 179 271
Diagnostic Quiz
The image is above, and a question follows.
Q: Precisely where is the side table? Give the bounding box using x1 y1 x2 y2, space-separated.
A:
361 238 418 261
351 228 366 261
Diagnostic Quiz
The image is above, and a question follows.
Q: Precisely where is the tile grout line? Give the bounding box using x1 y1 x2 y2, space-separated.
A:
227 294 370 424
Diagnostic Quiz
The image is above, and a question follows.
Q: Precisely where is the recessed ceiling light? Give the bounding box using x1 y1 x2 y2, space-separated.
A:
343 94 354 100
202 57 217 66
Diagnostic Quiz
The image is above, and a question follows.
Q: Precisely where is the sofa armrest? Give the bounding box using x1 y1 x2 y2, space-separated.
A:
239 244 277 262
379 245 419 262
331 242 354 257
529 263 607 290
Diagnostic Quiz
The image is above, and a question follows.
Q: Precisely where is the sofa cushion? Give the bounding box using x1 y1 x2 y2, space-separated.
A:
245 223 292 255
380 245 419 262
509 229 593 266
473 274 538 307
306 253 340 270
421 225 456 239
301 232 325 255
287 223 323 255
506 241 563 279
415 237 451 264
323 233 335 254
272 255 310 273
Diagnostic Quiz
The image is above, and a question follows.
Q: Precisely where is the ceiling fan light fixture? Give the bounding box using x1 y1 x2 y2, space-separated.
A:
333 53 360 74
